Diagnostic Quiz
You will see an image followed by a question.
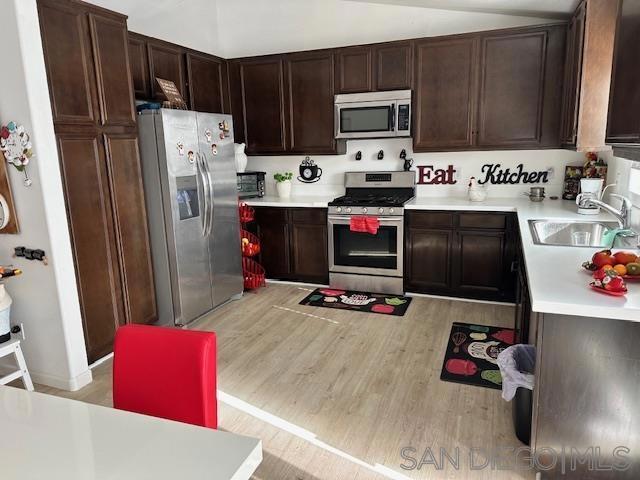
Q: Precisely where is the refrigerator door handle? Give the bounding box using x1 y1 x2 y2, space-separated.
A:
196 153 210 236
201 152 214 236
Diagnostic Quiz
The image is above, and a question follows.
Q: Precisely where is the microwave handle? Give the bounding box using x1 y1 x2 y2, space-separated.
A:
389 104 396 131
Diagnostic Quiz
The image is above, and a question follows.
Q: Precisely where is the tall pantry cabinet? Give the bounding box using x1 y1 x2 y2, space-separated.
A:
37 0 157 362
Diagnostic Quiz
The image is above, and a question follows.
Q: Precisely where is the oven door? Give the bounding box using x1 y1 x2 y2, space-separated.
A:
328 215 403 277
335 101 397 139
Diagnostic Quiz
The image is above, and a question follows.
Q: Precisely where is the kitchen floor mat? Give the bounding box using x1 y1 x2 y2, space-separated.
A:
440 322 515 390
299 288 412 316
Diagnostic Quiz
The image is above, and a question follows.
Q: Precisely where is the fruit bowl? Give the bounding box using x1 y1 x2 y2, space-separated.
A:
582 249 640 281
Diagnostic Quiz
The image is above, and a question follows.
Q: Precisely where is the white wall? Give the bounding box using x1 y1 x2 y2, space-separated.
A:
0 0 91 391
247 138 586 199
87 0 221 55
216 0 558 58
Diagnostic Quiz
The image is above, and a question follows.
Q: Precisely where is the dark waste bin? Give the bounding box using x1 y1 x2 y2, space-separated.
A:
497 344 535 445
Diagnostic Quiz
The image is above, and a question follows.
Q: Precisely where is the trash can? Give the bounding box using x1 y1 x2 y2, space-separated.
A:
497 344 535 445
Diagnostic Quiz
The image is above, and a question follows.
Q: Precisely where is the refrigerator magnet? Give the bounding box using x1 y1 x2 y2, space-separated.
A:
219 132 225 140
176 141 184 156
187 150 195 163
205 129 212 142
211 144 218 155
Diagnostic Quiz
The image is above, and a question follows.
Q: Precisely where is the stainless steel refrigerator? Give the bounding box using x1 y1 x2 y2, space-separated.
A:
137 109 243 326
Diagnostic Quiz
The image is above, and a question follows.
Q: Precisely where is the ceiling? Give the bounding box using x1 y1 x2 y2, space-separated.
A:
348 0 580 19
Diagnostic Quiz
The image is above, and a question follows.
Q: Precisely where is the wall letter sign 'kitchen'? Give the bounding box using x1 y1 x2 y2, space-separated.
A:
477 164 550 185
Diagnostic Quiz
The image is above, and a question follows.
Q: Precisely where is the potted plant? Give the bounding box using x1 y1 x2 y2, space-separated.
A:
274 172 293 198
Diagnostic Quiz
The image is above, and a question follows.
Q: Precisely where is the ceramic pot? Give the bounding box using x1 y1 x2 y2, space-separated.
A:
234 142 248 173
276 180 292 198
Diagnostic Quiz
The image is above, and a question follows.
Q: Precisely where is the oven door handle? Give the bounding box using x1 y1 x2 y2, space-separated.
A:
327 215 403 223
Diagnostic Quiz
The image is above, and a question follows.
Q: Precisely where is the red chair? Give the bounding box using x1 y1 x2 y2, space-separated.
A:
113 324 217 429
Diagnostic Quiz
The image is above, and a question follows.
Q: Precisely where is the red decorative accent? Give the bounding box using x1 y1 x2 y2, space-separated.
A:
349 216 380 234
492 329 515 345
416 165 457 185
113 324 218 429
445 358 478 376
589 284 627 296
240 229 261 257
243 257 266 290
238 202 255 223
372 304 394 314
319 289 346 296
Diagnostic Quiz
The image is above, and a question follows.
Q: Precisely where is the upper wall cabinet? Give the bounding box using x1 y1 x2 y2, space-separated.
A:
606 0 640 155
186 52 227 114
128 33 150 100
335 41 412 93
148 41 188 104
560 0 620 151
413 24 565 152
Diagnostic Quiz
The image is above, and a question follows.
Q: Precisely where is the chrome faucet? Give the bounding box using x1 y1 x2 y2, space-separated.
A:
579 193 633 230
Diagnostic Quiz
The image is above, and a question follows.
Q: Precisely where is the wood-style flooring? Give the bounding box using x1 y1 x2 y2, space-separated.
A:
36 284 533 480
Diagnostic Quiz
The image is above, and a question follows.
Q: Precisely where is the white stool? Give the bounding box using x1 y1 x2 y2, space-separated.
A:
0 337 34 391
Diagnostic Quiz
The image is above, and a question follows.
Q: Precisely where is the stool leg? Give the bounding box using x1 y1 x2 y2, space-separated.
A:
14 344 34 392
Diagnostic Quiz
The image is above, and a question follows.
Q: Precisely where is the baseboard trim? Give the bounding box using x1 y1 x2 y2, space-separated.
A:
30 368 93 392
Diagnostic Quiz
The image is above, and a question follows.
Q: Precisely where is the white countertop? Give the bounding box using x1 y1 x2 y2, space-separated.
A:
243 195 333 208
0 386 262 480
243 194 640 322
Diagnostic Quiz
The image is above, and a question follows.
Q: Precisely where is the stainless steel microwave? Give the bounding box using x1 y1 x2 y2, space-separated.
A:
334 90 411 139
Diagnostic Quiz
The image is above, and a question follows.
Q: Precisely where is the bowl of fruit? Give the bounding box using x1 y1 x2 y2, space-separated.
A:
582 249 640 280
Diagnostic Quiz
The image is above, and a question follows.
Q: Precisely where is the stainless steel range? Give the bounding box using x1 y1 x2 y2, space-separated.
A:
328 171 415 295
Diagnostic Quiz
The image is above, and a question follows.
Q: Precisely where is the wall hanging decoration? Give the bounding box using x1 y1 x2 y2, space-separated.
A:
297 156 322 183
0 122 33 187
476 164 551 185
416 165 457 185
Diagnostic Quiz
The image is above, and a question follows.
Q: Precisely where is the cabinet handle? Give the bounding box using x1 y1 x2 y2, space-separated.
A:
510 260 519 273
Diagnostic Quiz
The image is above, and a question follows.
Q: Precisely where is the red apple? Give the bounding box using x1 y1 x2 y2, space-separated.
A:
592 250 616 268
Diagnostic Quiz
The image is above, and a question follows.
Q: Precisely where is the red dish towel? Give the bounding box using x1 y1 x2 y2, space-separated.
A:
350 216 380 234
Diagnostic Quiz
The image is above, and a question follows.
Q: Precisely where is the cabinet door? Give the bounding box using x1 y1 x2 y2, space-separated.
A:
286 51 337 153
454 230 507 299
255 207 291 279
239 58 287 154
560 2 586 146
186 52 225 114
148 42 187 103
291 223 328 283
89 14 135 127
478 31 548 147
57 133 125 363
38 0 98 125
128 33 151 100
414 37 478 151
606 0 640 144
336 46 373 93
374 41 412 91
104 133 157 326
405 228 453 294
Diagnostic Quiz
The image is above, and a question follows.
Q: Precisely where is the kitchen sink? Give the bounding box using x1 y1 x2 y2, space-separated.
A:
528 220 625 247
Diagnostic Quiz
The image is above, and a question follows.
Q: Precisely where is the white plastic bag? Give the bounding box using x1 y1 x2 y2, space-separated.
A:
497 344 535 401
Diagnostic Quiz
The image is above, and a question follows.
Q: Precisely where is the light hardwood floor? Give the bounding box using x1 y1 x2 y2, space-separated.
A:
37 284 534 480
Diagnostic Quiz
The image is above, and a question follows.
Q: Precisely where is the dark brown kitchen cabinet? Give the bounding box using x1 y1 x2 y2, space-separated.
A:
236 57 288 154
405 211 516 302
254 207 328 284
128 33 150 100
374 41 412 91
186 52 226 114
336 46 373 93
477 26 565 148
413 24 565 152
148 41 188 104
414 37 478 150
286 50 339 154
607 0 640 154
38 0 157 363
560 0 620 151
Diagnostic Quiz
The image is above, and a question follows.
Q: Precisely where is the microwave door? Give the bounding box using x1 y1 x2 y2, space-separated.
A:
335 101 397 138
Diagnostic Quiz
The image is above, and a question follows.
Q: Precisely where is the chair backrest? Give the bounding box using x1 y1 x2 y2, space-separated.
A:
113 324 217 429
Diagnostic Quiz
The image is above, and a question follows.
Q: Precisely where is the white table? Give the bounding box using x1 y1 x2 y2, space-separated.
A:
0 386 262 479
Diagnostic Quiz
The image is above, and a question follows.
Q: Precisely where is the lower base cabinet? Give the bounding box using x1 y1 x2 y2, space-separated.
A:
254 207 328 284
405 211 517 302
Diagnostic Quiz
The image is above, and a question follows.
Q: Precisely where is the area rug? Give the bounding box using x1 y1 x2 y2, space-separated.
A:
440 322 515 390
299 288 412 316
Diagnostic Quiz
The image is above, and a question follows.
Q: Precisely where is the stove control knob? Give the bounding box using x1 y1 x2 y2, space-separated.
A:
337 207 342 213
362 207 368 213
389 208 395 214
378 208 384 214
346 207 352 213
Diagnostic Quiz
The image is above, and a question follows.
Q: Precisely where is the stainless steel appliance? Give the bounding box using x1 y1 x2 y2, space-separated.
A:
138 109 243 326
237 171 266 199
334 90 411 139
328 171 415 294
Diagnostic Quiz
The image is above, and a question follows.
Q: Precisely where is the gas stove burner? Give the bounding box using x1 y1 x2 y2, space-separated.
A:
329 193 414 208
